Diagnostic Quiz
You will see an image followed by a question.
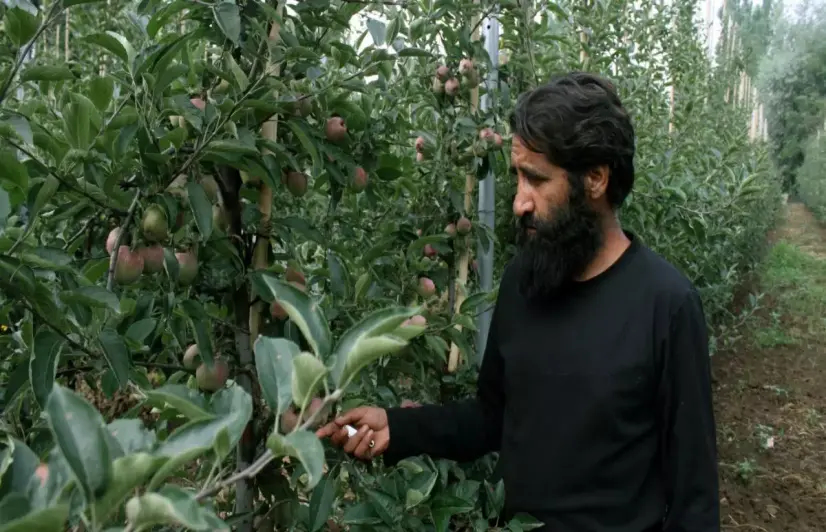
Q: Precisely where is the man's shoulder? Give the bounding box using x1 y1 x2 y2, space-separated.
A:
633 238 702 311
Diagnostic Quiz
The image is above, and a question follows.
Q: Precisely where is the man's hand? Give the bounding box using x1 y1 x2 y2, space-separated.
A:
315 406 390 460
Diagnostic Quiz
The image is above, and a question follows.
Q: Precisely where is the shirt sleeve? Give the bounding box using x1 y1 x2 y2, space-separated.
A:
382 300 506 466
659 288 721 531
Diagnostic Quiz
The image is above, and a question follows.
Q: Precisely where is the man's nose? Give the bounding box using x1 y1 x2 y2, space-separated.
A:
513 193 533 218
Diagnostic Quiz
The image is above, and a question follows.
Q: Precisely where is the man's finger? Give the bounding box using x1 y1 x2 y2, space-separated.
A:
334 407 369 427
329 426 351 447
371 431 390 456
315 422 339 439
343 424 370 454
353 429 375 460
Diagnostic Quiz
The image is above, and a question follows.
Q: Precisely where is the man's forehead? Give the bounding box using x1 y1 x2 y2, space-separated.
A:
510 148 546 173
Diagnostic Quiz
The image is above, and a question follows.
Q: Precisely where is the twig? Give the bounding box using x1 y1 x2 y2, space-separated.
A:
470 3 500 37
63 217 95 251
57 362 190 377
195 450 274 501
194 390 343 502
342 0 407 4
134 361 190 372
5 139 127 215
0 3 62 105
107 190 142 291
22 302 91 356
295 68 373 104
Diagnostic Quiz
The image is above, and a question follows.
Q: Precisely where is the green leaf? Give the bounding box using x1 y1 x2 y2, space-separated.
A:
0 492 29 524
62 100 91 149
0 150 29 194
2 115 33 146
93 453 166 525
0 437 39 503
147 0 190 38
88 77 115 112
186 182 213 241
0 505 69 532
4 7 39 47
0 256 36 295
286 121 322 176
404 470 438 509
149 387 251 490
0 189 10 228
98 329 131 389
60 286 120 314
431 493 475 532
342 503 382 525
459 289 496 314
106 419 157 454
143 384 213 421
205 386 253 452
84 33 129 64
507 513 545 531
105 31 137 68
19 247 72 271
64 0 107 5
180 300 214 368
83 257 110 283
266 430 325 489
29 330 64 410
364 488 399 525
253 336 298 415
308 475 337 532
126 318 157 344
291 352 327 410
125 485 228 531
163 247 179 282
30 175 59 221
253 273 332 359
213 2 241 45
20 65 74 82
226 54 249 91
366 17 386 45
205 139 259 157
45 385 112 500
331 306 423 389
397 48 432 57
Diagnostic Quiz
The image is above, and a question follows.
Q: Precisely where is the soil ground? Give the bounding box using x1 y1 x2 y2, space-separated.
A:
714 201 826 531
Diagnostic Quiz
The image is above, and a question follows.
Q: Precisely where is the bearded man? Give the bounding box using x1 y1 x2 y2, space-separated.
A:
316 72 720 532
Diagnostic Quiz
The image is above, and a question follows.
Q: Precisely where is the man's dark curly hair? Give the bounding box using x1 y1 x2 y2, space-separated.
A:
508 72 636 208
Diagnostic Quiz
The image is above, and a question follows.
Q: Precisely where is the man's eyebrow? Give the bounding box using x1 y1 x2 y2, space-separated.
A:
511 165 547 180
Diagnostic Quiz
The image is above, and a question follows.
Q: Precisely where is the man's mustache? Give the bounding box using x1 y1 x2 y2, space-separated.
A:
518 214 537 232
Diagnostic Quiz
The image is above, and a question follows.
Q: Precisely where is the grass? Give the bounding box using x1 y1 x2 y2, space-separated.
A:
756 240 826 339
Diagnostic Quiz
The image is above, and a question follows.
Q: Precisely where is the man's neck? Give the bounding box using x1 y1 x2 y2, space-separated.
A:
577 217 631 282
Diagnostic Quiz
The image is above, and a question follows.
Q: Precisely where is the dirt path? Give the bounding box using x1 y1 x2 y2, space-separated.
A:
714 201 826 531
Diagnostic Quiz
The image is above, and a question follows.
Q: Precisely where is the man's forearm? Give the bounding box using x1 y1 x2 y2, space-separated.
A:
382 398 500 466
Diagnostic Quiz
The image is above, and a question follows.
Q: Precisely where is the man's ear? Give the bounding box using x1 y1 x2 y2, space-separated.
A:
584 165 610 200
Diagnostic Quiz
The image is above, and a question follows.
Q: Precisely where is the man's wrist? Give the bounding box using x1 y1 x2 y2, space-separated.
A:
382 405 421 466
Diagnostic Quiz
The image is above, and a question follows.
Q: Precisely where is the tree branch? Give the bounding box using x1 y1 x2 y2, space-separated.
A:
0 3 63 105
166 75 269 189
106 190 142 291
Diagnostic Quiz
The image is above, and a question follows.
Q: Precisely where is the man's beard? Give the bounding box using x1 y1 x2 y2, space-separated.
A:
515 180 604 302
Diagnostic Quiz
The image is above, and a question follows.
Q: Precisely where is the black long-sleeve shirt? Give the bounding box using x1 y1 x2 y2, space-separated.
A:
384 232 720 531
